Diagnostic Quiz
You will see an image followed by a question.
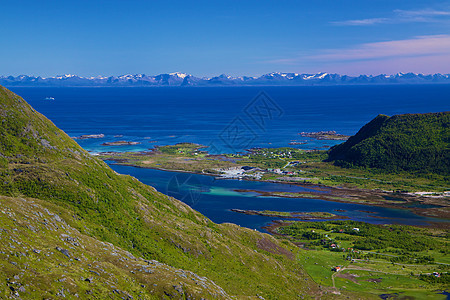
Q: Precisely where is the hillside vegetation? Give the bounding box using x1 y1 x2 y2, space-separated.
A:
0 85 319 298
0 195 230 299
327 112 450 175
274 220 449 299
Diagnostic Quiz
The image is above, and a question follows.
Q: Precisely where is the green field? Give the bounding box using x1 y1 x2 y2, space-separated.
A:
275 220 450 298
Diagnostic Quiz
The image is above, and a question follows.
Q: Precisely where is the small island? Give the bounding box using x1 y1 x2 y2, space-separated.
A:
231 209 347 220
101 141 141 146
288 141 307 145
73 134 105 139
299 131 349 140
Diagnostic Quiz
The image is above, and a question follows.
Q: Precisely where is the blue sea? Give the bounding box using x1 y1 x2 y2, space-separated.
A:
11 85 450 153
10 85 450 230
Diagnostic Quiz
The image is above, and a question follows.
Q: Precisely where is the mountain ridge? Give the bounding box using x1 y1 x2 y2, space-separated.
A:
2 72 450 87
327 112 450 175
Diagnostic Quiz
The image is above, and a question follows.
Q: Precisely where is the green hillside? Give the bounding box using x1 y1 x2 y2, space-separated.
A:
0 86 319 299
327 112 450 175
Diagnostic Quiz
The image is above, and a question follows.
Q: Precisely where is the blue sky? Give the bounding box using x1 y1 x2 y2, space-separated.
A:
1 0 449 77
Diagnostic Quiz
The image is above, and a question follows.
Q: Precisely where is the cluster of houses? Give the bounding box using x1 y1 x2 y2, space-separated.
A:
267 168 297 175
333 228 360 234
329 243 359 253
216 165 301 179
251 149 295 159
432 272 441 278
216 166 264 180
325 228 361 253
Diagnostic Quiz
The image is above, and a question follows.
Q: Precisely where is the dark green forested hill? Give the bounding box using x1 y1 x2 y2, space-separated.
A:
327 112 450 175
0 85 319 298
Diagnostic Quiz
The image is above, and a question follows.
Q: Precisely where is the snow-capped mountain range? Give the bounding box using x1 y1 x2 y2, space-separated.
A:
1 72 449 87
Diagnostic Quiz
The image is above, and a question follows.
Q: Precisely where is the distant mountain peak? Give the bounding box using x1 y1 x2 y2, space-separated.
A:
169 72 189 79
1 72 449 87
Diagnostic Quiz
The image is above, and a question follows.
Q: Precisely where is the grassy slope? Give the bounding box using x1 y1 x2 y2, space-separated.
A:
0 195 229 299
328 112 450 175
0 85 319 298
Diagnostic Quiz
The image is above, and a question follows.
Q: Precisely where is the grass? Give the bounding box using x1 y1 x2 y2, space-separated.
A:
101 144 238 174
296 249 344 287
233 210 338 219
274 220 449 298
0 195 228 299
334 269 444 300
259 210 293 217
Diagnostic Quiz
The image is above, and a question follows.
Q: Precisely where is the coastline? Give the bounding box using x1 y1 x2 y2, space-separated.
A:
104 157 450 222
230 209 349 220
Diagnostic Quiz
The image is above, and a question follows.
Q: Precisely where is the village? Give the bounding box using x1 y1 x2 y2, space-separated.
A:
212 147 311 179
215 162 302 180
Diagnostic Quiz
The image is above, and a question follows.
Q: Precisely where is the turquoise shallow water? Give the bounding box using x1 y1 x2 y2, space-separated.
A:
107 164 447 232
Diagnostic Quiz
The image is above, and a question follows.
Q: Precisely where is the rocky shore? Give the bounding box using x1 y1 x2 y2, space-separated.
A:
299 131 349 140
230 209 348 220
101 141 141 146
73 134 105 139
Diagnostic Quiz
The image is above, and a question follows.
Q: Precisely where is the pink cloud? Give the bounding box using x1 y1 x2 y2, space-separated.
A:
309 35 450 61
320 54 450 76
264 35 450 75
332 9 450 26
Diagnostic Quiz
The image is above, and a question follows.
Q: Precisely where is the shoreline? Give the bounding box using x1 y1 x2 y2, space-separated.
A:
104 158 450 221
230 209 349 220
263 217 450 234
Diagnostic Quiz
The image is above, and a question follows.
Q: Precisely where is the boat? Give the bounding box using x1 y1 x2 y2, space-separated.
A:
44 97 55 100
